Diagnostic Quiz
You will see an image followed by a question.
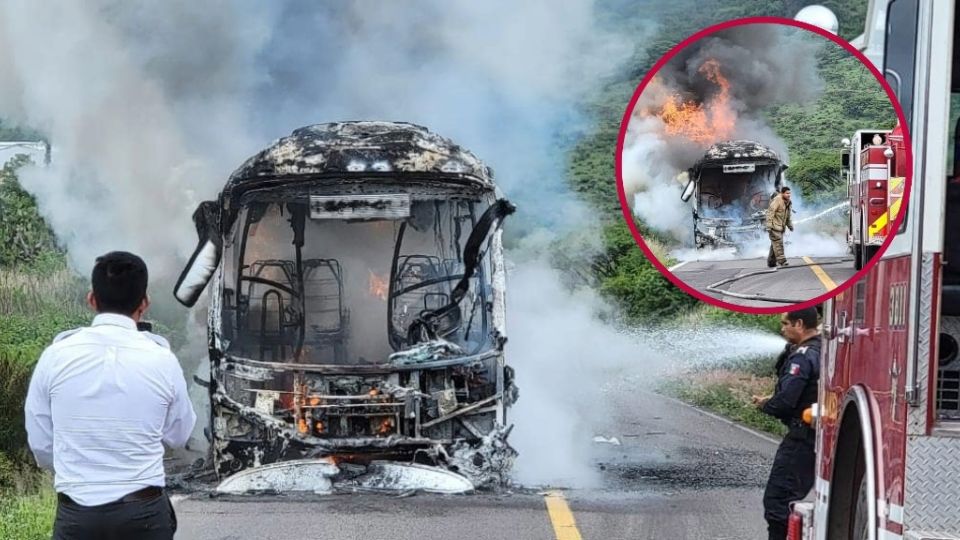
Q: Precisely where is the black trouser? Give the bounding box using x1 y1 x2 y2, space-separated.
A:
53 490 177 540
763 430 815 540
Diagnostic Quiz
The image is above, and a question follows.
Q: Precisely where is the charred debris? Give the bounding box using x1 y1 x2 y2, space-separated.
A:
174 122 517 494
680 140 786 250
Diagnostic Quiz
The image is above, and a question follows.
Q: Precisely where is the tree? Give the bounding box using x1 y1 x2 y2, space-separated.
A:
0 156 61 268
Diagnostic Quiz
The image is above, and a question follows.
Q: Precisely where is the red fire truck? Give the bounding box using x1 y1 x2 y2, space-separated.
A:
843 125 908 270
789 1 960 539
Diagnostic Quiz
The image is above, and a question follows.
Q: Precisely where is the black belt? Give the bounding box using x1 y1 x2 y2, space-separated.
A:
58 486 164 506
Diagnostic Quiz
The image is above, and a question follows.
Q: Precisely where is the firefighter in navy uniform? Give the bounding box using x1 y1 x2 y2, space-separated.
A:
753 307 821 540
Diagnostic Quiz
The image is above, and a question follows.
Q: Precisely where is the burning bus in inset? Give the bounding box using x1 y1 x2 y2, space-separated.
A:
679 140 787 250
174 122 516 492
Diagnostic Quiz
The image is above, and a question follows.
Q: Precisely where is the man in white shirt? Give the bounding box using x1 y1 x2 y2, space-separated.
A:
25 251 197 540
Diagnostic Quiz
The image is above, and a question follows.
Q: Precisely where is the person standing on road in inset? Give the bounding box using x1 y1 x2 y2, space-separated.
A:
766 186 794 268
25 251 196 540
752 307 821 540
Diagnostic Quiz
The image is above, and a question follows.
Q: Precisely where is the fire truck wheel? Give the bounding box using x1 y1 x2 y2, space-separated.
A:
863 245 879 267
851 473 870 540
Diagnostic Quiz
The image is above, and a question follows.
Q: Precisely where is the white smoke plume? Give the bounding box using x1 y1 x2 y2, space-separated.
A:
0 0 630 277
507 257 786 488
668 190 851 262
622 24 828 254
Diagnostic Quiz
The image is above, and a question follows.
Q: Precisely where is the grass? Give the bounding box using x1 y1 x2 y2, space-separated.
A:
0 483 56 540
678 303 781 335
0 268 88 537
0 450 55 540
658 356 788 437
0 269 90 458
0 270 90 350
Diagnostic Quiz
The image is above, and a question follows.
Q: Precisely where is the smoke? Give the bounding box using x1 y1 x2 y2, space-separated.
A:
668 191 852 263
0 1 270 277
508 261 628 487
507 256 786 488
0 0 630 277
623 24 824 244
0 0 665 485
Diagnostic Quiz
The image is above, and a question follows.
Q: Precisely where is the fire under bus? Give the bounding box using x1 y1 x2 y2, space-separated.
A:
173 122 517 493
789 1 960 539
680 140 786 250
842 125 908 270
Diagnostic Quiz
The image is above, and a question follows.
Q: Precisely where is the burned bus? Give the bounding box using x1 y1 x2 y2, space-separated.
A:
680 140 787 249
174 122 516 491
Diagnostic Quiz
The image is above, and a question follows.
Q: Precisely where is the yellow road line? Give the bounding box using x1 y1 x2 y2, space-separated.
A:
544 491 583 540
802 256 837 291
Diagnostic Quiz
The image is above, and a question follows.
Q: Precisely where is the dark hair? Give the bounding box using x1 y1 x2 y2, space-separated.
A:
91 251 148 315
780 186 791 194
785 307 818 329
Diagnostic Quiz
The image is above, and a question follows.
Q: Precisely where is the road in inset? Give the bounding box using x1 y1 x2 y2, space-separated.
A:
174 390 777 540
671 256 856 308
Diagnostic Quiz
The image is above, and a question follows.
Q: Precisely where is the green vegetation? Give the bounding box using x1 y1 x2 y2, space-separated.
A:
0 159 75 538
766 44 895 203
0 482 55 540
658 355 788 436
0 156 63 270
682 303 782 335
0 271 90 455
595 221 699 323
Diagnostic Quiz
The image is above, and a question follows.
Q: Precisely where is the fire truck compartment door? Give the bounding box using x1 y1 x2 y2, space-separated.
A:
943 178 960 315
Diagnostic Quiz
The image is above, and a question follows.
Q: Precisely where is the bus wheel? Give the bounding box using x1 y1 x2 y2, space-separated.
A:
852 473 870 540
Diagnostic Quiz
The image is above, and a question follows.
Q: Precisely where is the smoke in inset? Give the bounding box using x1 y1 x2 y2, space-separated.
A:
623 24 832 255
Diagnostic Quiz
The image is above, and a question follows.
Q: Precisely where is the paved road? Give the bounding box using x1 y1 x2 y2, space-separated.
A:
671 256 856 308
173 390 778 540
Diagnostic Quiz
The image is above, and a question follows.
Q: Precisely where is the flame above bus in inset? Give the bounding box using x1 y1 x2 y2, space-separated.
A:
657 59 735 145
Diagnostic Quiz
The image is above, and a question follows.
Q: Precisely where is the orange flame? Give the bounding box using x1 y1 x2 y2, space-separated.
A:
368 270 388 300
658 59 735 144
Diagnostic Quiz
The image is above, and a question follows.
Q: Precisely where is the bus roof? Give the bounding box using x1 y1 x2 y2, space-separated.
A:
224 121 495 198
693 140 783 171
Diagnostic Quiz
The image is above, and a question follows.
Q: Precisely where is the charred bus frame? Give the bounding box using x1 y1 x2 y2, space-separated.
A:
174 122 516 488
680 140 786 249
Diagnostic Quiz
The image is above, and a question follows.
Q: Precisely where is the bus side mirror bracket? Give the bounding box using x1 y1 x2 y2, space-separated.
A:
681 179 695 202
174 201 223 307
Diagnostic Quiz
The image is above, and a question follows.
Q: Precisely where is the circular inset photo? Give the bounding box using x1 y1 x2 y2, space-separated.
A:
616 17 911 313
